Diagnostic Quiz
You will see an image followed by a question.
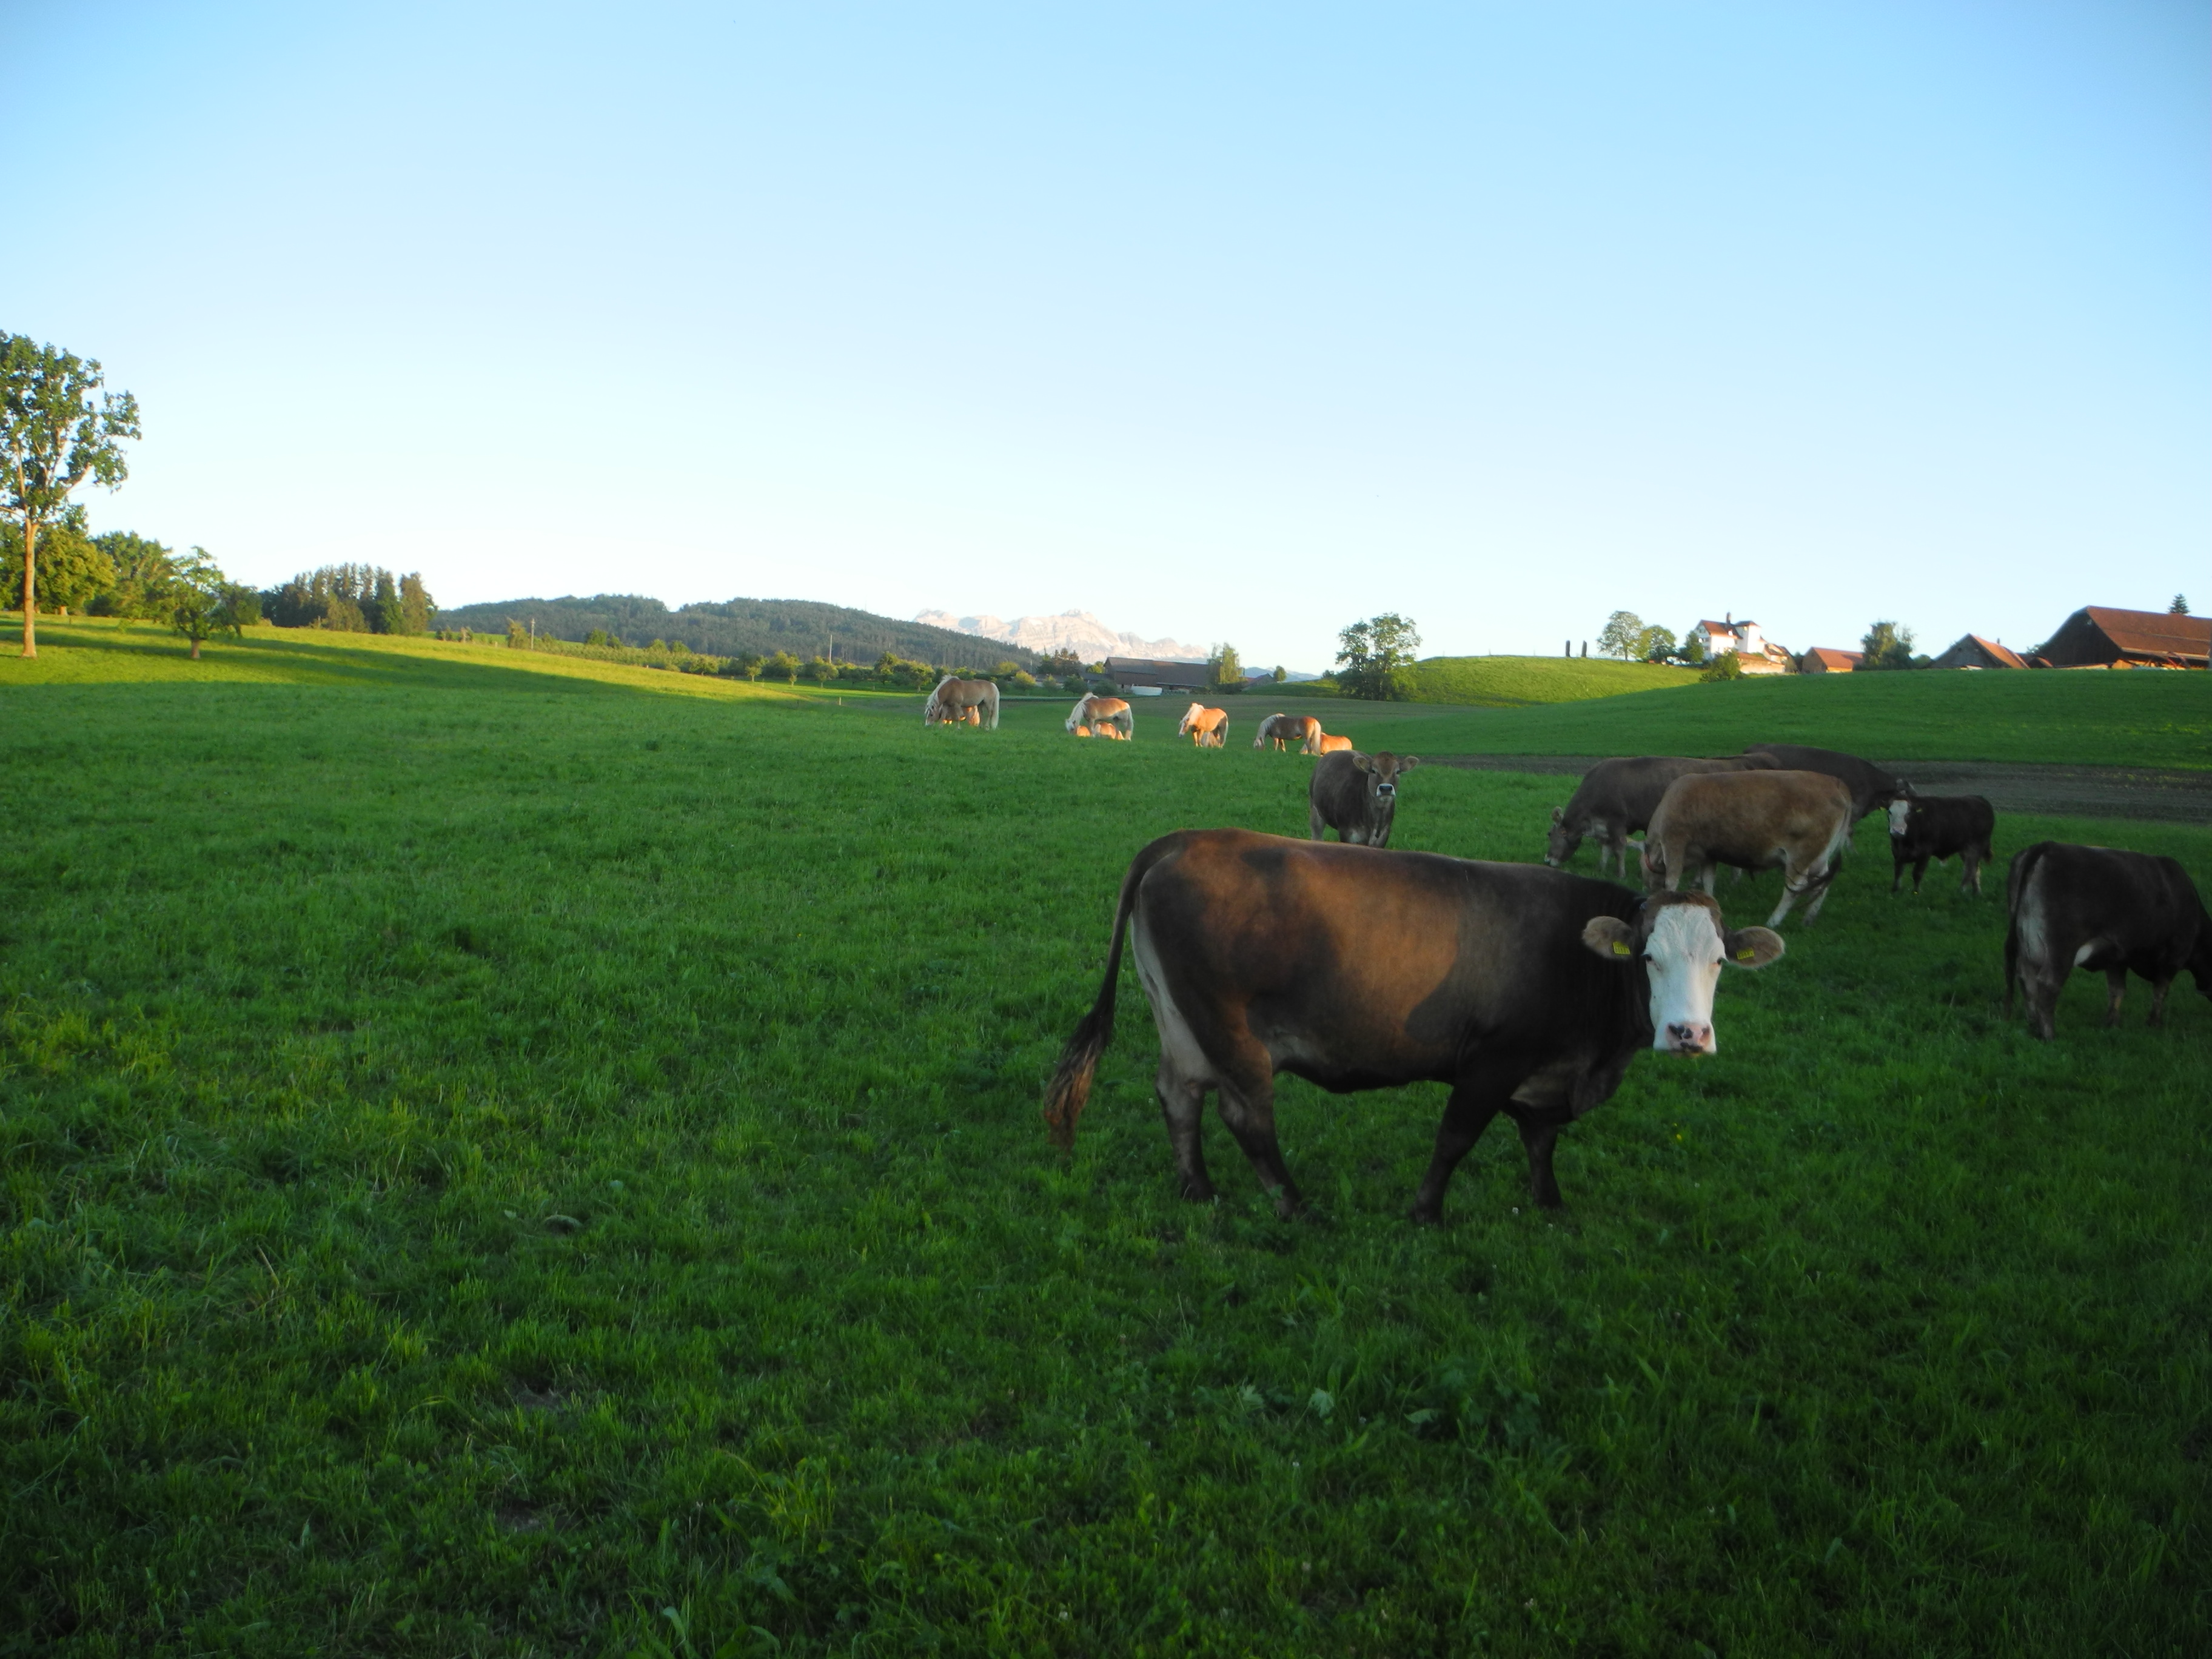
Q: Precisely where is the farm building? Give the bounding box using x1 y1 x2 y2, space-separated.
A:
1105 655 1213 695
2032 606 2209 669
1928 634 2028 671
1690 616 1797 674
1799 646 1863 674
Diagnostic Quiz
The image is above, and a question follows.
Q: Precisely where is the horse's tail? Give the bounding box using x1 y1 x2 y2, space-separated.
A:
985 683 1000 730
1044 837 1173 1149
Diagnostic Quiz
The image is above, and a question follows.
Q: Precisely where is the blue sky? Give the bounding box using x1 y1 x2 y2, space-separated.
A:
8 1 2205 668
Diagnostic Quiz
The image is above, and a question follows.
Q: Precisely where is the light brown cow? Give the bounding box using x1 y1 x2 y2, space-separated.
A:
1643 769 1855 927
1312 731 1354 756
923 676 1000 729
1253 712 1322 752
1067 694 1134 739
1178 703 1230 748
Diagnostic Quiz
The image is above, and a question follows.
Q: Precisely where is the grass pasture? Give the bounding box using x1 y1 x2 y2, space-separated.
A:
2 630 2208 1655
1407 656 1703 708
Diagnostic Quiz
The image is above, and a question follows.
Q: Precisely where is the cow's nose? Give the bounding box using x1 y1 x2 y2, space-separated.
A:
1666 1022 1713 1053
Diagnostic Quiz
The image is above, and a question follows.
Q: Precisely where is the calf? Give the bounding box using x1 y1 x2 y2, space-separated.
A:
2005 842 2212 1039
1644 769 1855 927
1547 755 1780 877
1888 794 1995 895
1043 830 1785 1218
1741 743 1908 822
1309 749 1419 847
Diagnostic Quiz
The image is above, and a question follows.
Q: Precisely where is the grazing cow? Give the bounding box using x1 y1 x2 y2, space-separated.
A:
1741 743 1908 822
923 676 1000 729
1644 769 1855 927
1254 712 1322 752
1887 794 1996 895
1178 703 1230 748
1309 749 1420 848
1546 755 1780 877
1312 731 1354 756
1042 831 1785 1218
1067 694 1134 740
2005 842 2212 1039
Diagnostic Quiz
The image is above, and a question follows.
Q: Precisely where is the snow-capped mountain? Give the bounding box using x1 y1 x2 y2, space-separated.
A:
912 608 1208 662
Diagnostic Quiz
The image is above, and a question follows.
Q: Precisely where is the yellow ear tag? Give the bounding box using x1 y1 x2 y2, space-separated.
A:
1736 947 1756 961
1612 940 1631 956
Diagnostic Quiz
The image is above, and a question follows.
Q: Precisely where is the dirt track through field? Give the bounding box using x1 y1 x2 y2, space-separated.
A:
1426 754 2212 825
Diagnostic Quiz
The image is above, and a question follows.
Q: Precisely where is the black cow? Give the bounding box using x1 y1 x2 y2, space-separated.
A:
1309 749 1419 847
1743 743 1909 822
2005 841 2212 1039
1887 794 1996 895
1044 830 1785 1219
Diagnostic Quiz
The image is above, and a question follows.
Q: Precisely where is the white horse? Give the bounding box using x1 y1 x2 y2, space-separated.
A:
923 675 1000 729
1067 694 1133 739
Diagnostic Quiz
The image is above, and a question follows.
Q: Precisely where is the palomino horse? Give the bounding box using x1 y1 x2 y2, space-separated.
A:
923 675 1000 730
1312 731 1353 756
1067 694 1134 739
1253 712 1322 752
1178 703 1230 748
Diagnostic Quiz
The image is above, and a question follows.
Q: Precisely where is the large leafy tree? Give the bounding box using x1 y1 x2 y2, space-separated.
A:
1597 610 1646 659
168 548 258 660
1210 642 1244 691
1335 612 1422 700
1 333 141 657
2 509 115 614
1860 619 1917 671
90 530 179 617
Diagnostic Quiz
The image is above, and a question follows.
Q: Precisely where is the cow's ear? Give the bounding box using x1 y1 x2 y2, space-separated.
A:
1583 917 1638 962
1352 752 1372 773
1721 926 1785 968
1550 806 1563 824
1400 756 1420 770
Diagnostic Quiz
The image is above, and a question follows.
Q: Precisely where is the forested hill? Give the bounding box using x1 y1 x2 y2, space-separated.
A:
432 594 1043 668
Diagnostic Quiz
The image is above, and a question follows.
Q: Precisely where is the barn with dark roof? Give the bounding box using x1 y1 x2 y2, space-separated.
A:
2033 606 2209 669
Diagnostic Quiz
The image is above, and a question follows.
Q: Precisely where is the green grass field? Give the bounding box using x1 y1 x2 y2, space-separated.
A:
1407 655 1703 707
4 628 2208 1655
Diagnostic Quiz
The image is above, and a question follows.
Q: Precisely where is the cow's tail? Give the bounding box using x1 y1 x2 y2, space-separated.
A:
2003 842 2051 1016
1044 839 1171 1150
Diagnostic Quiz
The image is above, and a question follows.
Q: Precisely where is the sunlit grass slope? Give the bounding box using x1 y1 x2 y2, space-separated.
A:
2 665 2205 1654
1408 654 1701 706
1299 665 2212 769
0 615 811 702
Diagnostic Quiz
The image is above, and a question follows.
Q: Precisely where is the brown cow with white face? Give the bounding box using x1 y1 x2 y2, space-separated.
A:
1643 769 1855 928
1309 749 1419 847
1043 831 1785 1219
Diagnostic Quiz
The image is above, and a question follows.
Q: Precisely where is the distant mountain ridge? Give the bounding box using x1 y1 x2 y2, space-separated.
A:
913 608 1208 662
433 594 1044 668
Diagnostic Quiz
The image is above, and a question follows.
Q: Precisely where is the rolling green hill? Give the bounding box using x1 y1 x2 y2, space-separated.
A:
432 592 1044 669
1407 654 1701 705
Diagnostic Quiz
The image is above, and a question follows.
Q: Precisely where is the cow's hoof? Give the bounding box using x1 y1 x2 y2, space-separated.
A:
1179 1180 1217 1203
1406 1206 1443 1227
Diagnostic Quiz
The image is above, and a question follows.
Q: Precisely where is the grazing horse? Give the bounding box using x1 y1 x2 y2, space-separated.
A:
924 676 1000 730
1067 694 1134 740
1178 703 1230 749
1253 712 1321 752
1312 731 1353 756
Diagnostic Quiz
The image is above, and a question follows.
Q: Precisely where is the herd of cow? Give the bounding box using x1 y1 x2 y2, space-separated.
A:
972 685 2212 1222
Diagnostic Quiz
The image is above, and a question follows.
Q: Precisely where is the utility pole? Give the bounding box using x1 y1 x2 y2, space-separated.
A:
529 618 536 648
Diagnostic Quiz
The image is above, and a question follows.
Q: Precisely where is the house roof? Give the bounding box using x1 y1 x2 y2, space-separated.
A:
1965 634 2028 670
2080 607 2211 660
1803 646 1862 670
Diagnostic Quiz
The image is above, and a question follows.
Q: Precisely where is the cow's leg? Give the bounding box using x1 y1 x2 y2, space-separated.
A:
1308 802 1327 841
1509 1108 1567 1210
1409 1062 1518 1225
1963 850 1984 896
1765 871 1805 929
1208 1050 1302 1218
1912 856 1930 894
1700 862 1718 897
1155 1063 1214 1202
1801 862 1843 923
2148 976 2174 1027
1891 853 1905 894
2104 969 2128 1028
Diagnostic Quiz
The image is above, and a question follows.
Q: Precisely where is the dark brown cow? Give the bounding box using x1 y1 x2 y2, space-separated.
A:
2005 842 2212 1039
1309 750 1419 847
1546 755 1779 877
1741 743 1908 822
1643 769 1855 927
1887 794 1996 895
1043 831 1784 1219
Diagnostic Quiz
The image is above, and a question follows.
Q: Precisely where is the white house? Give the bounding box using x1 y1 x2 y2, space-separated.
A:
1691 615 1795 674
